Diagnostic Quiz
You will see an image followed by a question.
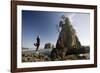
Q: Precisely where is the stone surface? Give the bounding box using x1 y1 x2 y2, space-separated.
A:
22 52 51 62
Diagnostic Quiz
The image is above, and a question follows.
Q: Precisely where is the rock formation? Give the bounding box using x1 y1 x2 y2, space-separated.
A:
44 43 52 49
51 15 81 60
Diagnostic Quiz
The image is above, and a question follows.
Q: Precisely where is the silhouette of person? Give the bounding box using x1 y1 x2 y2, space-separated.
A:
34 35 40 52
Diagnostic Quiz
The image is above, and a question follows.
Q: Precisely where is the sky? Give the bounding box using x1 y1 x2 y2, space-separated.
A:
22 10 90 49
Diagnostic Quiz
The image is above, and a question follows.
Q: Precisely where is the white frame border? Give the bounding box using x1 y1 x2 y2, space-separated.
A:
17 5 94 68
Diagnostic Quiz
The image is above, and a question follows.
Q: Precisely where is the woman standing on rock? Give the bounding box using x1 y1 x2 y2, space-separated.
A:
34 35 40 52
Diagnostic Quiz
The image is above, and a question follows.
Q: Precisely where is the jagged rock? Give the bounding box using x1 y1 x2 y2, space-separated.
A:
56 16 81 49
51 15 81 60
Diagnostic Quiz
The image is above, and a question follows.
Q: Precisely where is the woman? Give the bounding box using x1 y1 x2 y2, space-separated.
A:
34 35 40 52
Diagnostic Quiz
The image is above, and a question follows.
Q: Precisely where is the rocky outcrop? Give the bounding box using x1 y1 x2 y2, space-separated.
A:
44 43 52 49
44 43 55 49
56 16 81 49
51 15 81 60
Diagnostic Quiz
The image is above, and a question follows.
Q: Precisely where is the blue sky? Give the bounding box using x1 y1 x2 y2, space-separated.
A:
22 10 90 49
